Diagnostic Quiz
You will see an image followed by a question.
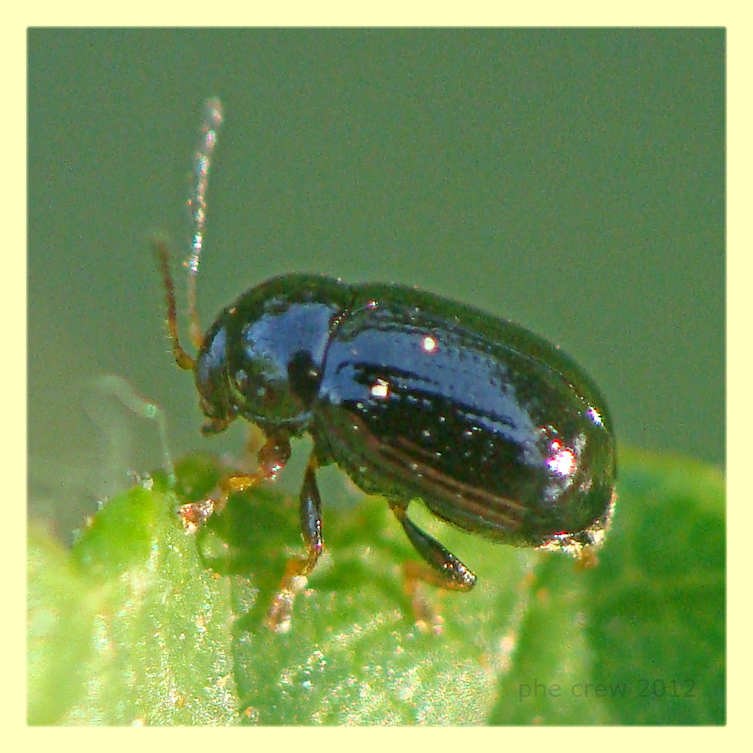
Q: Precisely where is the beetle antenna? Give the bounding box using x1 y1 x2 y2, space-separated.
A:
186 97 224 351
154 236 195 371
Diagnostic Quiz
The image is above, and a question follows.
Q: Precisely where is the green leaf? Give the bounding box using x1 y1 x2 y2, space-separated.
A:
28 480 239 725
28 448 724 724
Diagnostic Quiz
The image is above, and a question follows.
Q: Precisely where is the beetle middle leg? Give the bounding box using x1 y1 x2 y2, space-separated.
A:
390 502 476 633
265 456 324 633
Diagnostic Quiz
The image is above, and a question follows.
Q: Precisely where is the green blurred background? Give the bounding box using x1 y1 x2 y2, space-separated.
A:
28 29 724 538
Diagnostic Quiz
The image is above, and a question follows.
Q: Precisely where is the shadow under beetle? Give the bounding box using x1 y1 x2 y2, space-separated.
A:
157 99 617 633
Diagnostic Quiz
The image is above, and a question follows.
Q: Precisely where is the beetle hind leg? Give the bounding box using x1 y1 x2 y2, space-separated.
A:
390 503 476 633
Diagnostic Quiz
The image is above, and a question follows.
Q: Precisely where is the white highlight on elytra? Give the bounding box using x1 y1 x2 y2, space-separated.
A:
421 335 438 353
370 378 391 399
546 439 577 477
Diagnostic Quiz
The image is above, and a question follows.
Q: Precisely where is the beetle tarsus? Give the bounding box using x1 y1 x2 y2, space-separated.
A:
403 561 446 635
266 573 309 634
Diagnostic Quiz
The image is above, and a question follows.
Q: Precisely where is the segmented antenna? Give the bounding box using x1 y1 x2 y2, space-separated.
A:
186 97 224 350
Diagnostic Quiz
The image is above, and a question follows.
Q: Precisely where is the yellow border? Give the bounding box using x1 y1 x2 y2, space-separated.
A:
15 5 746 745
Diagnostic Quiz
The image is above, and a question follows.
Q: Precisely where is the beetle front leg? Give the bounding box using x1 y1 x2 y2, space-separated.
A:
265 457 324 633
177 432 291 533
390 502 476 633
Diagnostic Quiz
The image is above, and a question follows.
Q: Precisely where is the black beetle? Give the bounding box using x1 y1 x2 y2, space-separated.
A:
156 100 616 632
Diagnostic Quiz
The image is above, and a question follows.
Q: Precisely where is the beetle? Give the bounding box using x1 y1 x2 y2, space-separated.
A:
156 99 617 632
